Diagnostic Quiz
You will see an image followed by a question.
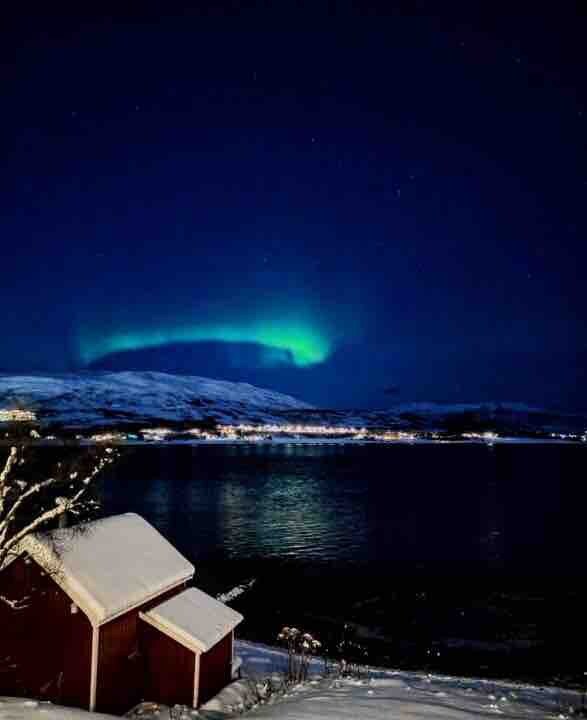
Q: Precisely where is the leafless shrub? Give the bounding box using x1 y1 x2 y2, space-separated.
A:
277 626 322 683
0 428 121 608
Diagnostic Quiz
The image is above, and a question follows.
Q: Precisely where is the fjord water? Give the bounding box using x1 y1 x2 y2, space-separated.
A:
101 444 586 686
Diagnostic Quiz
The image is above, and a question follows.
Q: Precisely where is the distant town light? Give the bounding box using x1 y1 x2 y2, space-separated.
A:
0 408 37 422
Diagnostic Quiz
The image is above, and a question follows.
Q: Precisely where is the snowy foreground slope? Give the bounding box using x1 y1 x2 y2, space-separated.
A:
2 641 580 720
246 674 578 720
0 699 116 720
0 371 312 428
226 641 580 720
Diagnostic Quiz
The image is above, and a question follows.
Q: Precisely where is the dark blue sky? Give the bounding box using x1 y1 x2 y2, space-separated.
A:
1 2 586 409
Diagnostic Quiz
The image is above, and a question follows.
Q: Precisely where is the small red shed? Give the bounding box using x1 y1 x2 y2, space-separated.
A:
140 586 242 707
0 513 243 714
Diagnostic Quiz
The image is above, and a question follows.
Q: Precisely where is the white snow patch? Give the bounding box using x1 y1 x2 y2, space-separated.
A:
232 641 581 720
0 698 116 719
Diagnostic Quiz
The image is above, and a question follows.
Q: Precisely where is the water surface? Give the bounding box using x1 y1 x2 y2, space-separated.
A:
101 444 586 686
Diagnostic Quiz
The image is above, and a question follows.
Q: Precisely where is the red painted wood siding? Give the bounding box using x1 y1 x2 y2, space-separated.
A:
139 620 195 707
95 582 189 714
0 561 233 714
198 632 233 707
0 556 92 709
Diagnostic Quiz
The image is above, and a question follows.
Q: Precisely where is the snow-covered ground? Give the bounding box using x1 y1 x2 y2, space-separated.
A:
130 641 585 719
0 698 116 720
131 640 584 719
2 640 581 720
246 673 581 720
233 641 582 720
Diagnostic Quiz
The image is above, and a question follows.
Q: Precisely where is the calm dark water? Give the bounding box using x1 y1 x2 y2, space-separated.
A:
101 444 586 686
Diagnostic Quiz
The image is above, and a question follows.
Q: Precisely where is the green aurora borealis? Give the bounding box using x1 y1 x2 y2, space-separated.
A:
78 322 332 368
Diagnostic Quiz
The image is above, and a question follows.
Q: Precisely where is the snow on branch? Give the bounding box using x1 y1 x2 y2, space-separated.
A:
0 446 19 516
0 433 121 607
277 626 322 683
0 593 31 610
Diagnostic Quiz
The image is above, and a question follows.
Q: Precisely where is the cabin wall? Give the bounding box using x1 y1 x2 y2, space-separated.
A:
0 556 92 709
198 632 233 707
139 621 195 707
95 582 189 714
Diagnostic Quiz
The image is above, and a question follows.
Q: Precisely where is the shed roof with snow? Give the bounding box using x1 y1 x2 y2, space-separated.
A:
140 587 243 654
16 513 194 626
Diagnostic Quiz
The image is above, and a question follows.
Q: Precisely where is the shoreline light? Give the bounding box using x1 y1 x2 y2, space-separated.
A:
0 409 36 422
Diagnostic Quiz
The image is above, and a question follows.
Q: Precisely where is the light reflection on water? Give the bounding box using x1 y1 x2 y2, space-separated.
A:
100 443 585 579
218 470 368 562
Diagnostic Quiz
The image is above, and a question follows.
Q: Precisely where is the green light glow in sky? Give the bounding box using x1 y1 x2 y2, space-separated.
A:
79 323 332 367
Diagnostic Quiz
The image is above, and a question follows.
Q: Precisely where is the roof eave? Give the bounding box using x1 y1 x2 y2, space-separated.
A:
96 572 195 627
139 610 243 655
13 539 194 627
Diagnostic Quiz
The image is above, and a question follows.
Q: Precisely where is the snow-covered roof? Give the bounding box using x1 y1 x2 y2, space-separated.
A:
140 587 243 653
18 513 194 627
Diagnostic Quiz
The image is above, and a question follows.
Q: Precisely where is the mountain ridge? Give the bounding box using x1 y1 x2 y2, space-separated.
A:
0 371 312 428
0 371 584 437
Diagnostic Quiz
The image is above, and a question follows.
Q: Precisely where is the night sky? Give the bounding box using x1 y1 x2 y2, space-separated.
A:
2 2 586 409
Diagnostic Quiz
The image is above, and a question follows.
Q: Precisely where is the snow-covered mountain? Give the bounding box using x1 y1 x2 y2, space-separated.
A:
0 371 312 428
0 372 584 437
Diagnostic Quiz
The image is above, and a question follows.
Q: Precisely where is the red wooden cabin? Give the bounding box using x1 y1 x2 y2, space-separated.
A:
0 513 243 714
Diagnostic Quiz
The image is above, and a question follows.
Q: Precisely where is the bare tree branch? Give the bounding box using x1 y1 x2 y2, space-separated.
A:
2 484 88 558
0 475 63 547
0 593 30 610
0 435 120 608
0 446 19 515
